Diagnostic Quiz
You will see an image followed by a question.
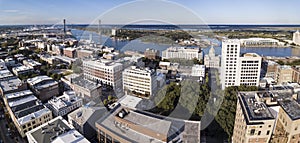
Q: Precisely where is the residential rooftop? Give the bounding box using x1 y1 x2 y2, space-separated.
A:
0 69 14 80
12 65 34 72
47 91 81 111
26 116 86 143
0 77 23 93
27 75 58 90
16 105 51 125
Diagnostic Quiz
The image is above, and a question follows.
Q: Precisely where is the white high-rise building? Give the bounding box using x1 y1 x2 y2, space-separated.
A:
221 39 262 89
123 66 157 98
221 39 241 89
293 30 300 45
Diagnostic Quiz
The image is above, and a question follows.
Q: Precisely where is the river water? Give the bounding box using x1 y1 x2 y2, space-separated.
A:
72 29 300 57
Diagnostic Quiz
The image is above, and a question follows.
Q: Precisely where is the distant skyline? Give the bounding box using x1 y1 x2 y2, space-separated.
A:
0 0 299 25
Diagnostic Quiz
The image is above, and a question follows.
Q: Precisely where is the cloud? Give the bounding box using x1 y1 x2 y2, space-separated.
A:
2 9 19 13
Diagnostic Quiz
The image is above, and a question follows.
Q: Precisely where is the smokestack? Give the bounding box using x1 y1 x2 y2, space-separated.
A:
98 20 101 45
63 19 66 35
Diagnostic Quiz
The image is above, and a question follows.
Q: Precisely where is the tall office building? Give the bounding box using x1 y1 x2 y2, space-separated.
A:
293 30 300 45
221 39 262 89
221 39 241 89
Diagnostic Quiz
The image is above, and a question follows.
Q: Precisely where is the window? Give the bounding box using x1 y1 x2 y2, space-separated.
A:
258 131 261 135
250 129 255 135
266 130 270 135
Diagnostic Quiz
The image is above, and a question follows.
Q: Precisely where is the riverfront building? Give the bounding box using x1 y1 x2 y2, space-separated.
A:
162 47 203 60
293 30 300 45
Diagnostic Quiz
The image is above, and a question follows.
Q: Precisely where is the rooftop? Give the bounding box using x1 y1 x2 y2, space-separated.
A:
239 92 275 121
27 76 58 90
119 95 143 109
72 76 101 90
16 105 51 125
68 106 107 126
0 69 14 80
279 99 300 120
5 90 33 101
0 77 23 93
47 91 81 110
12 65 34 72
96 105 199 143
26 116 83 143
51 129 90 143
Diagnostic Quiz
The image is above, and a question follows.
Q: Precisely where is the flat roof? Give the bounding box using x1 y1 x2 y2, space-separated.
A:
119 95 143 109
0 77 23 93
51 129 90 143
27 76 58 89
47 92 81 110
239 92 275 121
0 69 14 79
13 65 34 72
6 90 33 100
96 105 199 142
17 105 51 125
279 100 300 120
72 77 101 90
9 95 37 108
26 116 75 143
68 106 107 126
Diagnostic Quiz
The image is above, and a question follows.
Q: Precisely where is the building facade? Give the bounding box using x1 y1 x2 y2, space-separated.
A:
123 66 157 98
277 65 293 84
162 47 203 60
83 60 123 91
144 48 160 60
221 39 241 89
238 53 262 86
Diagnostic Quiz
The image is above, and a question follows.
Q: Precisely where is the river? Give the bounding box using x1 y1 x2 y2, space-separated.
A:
71 29 300 57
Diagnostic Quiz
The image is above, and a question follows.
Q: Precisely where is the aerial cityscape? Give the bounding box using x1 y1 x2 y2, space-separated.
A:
0 0 300 143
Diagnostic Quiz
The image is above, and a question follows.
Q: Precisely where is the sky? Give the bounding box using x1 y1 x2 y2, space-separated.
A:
0 0 299 25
